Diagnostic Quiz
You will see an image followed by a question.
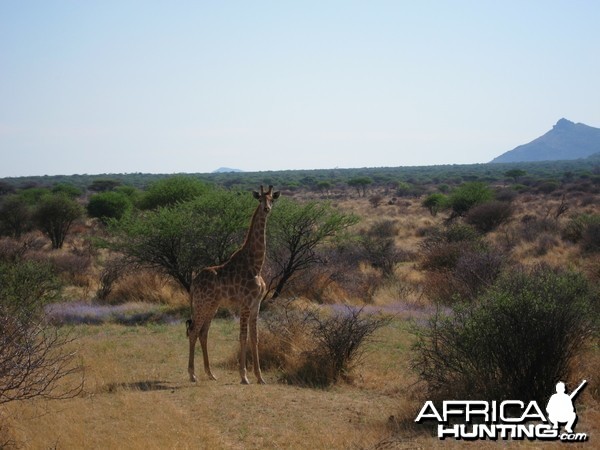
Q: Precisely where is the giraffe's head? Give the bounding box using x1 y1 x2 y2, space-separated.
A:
252 185 280 213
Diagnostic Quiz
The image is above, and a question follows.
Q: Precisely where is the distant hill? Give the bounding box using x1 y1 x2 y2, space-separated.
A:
491 118 600 163
213 167 243 173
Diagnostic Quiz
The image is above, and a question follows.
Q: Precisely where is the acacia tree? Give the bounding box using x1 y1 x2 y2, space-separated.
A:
33 193 83 249
504 169 527 183
347 177 372 197
421 193 447 217
108 189 255 292
266 199 359 299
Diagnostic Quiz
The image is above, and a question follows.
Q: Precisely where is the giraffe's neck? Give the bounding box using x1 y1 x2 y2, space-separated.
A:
234 205 268 274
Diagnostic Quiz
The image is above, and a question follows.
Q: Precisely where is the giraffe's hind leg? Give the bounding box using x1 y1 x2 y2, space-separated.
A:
199 319 217 381
187 320 199 382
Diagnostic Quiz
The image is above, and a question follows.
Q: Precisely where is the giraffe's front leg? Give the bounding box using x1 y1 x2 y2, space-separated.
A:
249 310 266 384
239 312 250 384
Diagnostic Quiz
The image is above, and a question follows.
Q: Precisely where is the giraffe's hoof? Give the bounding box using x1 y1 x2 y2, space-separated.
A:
208 374 217 381
189 374 197 383
241 378 250 385
257 378 267 385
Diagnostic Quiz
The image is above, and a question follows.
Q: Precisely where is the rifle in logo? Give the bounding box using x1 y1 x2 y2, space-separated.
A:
546 380 587 434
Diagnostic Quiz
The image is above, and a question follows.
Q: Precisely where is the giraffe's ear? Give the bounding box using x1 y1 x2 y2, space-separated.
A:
272 191 281 200
252 191 260 200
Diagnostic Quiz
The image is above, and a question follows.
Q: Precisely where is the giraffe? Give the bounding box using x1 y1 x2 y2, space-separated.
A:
187 185 280 384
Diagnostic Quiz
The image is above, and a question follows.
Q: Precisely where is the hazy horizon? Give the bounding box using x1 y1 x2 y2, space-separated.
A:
2 1 599 178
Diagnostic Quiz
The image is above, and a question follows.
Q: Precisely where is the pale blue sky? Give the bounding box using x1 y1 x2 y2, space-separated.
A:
1 1 599 177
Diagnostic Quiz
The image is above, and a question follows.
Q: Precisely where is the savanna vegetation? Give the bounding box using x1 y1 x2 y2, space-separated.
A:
0 160 599 449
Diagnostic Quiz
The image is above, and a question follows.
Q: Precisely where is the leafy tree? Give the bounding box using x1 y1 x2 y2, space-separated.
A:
51 183 82 198
347 177 372 197
421 193 447 217
0 195 32 238
115 185 141 198
87 191 132 223
19 187 51 205
139 176 208 210
394 181 413 197
447 182 493 217
33 194 83 249
266 199 359 298
504 169 527 183
316 181 332 195
108 189 255 292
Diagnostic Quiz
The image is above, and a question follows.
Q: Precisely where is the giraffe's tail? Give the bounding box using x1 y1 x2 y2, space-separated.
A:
185 319 193 337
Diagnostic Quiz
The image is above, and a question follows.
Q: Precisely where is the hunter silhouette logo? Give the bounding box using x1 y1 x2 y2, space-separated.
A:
415 379 589 442
547 380 586 434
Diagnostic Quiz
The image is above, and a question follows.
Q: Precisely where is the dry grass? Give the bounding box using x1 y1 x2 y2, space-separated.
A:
103 270 188 306
4 318 597 449
2 320 408 449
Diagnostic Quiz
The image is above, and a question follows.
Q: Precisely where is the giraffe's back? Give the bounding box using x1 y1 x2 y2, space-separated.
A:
191 263 265 311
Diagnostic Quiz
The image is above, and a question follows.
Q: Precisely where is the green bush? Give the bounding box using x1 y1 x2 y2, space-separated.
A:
0 260 61 318
139 176 207 210
420 223 505 304
87 191 132 223
0 195 32 238
33 193 83 249
51 183 82 198
420 224 481 272
423 248 506 304
447 182 494 217
465 200 513 233
537 180 560 194
19 187 51 205
562 214 600 253
421 193 447 217
412 265 597 404
359 220 406 277
581 221 600 253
